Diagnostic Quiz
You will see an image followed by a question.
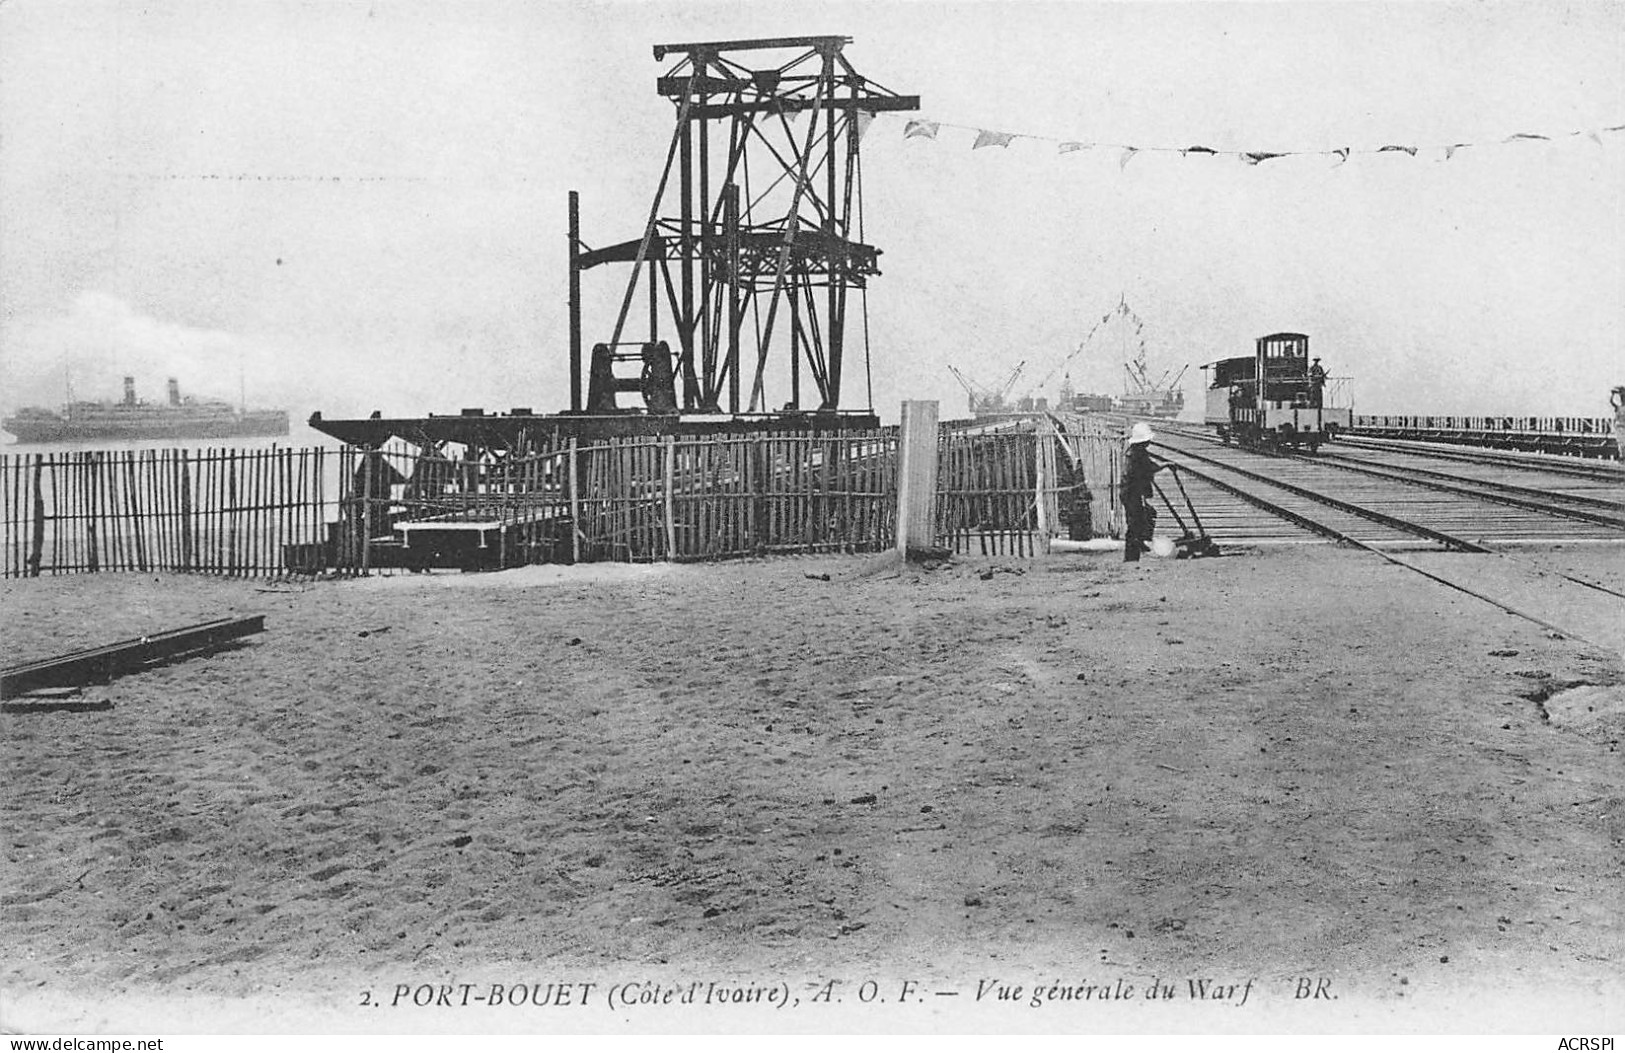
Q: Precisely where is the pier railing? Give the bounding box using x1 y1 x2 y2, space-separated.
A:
1353 414 1612 435
1350 414 1619 458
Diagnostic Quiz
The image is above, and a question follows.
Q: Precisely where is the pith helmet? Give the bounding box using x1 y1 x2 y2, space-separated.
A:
1128 422 1155 445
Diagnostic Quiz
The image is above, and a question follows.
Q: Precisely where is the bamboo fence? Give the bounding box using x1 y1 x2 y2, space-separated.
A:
2 447 331 578
935 428 1042 556
337 430 900 567
1 418 1123 578
1048 412 1125 538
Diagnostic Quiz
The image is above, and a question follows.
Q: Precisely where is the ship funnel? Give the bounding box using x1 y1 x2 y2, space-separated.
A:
123 376 136 406
167 378 181 406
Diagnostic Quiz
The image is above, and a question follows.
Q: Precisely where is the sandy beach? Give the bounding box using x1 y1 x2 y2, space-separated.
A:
2 544 1622 1033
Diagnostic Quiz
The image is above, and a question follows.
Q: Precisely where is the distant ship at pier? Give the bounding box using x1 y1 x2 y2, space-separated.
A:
1114 387 1186 419
1117 321 1188 418
1049 295 1191 420
3 376 290 444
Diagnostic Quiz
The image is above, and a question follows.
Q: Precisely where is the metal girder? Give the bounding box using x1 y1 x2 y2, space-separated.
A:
579 227 879 280
681 99 921 119
652 35 852 60
2 616 266 700
307 410 882 453
653 82 923 120
577 236 668 270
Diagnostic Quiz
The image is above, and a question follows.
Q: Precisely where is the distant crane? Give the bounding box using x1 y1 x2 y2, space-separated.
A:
1125 356 1189 399
948 361 1026 417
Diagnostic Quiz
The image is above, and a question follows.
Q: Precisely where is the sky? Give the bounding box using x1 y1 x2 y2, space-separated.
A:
1 0 1621 425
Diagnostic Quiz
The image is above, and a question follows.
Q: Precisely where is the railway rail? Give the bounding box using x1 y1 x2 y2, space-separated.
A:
1150 423 1625 550
1297 449 1623 530
1131 422 1625 652
1336 434 1625 483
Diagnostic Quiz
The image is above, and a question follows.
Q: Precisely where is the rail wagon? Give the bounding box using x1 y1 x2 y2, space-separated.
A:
1203 332 1350 452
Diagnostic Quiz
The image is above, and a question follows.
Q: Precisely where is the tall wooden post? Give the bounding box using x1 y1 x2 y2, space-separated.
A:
568 191 582 413
895 400 939 557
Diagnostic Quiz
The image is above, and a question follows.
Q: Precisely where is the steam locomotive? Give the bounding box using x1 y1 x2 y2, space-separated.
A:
1203 332 1349 452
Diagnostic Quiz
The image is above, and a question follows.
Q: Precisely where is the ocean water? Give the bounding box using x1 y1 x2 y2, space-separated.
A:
0 419 341 459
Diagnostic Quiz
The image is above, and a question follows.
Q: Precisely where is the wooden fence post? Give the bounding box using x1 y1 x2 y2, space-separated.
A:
179 451 193 570
85 452 100 573
1034 421 1052 551
29 458 45 577
895 399 939 558
360 451 372 575
663 435 677 561
568 437 581 564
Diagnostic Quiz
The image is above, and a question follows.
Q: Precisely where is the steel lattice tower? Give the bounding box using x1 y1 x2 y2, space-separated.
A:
569 35 919 416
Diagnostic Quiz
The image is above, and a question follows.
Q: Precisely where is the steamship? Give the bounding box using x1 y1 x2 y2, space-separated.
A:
2 376 290 444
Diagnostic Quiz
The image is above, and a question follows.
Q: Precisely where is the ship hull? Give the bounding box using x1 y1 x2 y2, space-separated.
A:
1116 399 1184 419
3 413 290 445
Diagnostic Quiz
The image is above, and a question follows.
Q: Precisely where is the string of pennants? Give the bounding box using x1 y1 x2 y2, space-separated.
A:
883 115 1625 168
1035 296 1146 392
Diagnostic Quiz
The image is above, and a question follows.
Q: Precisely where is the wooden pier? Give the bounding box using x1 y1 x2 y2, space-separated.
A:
2 418 1126 578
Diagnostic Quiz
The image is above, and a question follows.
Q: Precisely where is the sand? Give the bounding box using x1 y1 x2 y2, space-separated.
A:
2 545 1622 1034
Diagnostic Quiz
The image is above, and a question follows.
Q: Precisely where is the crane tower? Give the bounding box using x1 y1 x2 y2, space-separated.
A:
569 36 920 418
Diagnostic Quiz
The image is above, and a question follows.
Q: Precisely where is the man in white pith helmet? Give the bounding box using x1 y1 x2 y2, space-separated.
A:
1120 422 1165 563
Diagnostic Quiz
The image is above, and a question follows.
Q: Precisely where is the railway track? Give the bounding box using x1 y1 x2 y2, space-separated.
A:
1307 447 1623 529
1135 422 1625 652
1336 434 1624 483
1150 424 1625 550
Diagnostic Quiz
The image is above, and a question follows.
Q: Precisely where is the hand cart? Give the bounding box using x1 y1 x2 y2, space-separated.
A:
1152 463 1221 558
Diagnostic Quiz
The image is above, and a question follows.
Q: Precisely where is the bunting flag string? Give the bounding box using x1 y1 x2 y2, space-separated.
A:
886 113 1623 167
1034 293 1152 393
